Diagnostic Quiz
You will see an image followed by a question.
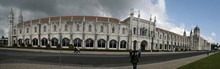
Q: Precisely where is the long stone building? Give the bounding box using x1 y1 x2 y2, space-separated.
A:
7 8 211 51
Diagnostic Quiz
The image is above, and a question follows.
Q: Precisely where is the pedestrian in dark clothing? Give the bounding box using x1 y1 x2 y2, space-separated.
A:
130 51 139 69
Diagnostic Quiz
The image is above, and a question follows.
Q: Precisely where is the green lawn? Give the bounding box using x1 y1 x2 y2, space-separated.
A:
178 52 220 69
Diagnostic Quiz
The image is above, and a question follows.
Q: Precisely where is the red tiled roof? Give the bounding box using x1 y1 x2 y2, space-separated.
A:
18 16 120 25
41 18 49 23
61 16 71 21
32 19 39 23
50 16 60 21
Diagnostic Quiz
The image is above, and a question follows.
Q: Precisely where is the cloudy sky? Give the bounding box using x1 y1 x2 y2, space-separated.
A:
0 0 219 43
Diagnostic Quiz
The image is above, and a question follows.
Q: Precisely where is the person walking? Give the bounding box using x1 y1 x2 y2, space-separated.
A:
77 47 80 53
130 51 139 69
74 46 77 54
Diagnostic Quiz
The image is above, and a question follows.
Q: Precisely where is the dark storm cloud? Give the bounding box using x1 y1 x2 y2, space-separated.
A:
98 0 135 19
0 0 139 36
1 0 58 16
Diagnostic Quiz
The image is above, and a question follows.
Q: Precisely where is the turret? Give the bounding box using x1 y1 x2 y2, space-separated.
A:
8 8 14 24
153 16 156 26
194 25 200 37
130 8 134 17
149 14 152 22
190 30 193 37
183 30 186 36
154 16 157 23
8 8 14 46
18 10 23 23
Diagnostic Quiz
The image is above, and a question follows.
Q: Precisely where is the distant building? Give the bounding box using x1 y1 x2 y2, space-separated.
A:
7 8 211 51
0 36 8 46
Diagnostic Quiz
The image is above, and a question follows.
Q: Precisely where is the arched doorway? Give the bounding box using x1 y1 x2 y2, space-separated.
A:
85 38 94 47
133 40 137 50
73 38 82 47
98 39 106 48
62 38 70 46
41 38 48 46
109 39 117 48
32 38 38 45
120 40 127 48
51 38 58 46
140 41 148 51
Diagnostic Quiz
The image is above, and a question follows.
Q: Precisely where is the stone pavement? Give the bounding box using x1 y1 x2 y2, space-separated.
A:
0 47 199 55
0 52 215 69
0 47 216 69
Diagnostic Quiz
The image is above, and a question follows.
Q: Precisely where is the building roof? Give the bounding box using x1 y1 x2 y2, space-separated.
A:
18 16 120 25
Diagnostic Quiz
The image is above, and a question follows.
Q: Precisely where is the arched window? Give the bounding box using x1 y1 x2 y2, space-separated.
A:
133 40 137 50
34 27 37 32
109 40 117 48
112 27 115 33
77 24 80 31
88 25 92 32
122 28 125 34
41 38 48 46
20 29 22 34
120 40 126 48
140 28 142 35
54 25 56 31
142 28 145 36
32 38 38 45
62 38 70 46
26 28 29 33
74 38 82 47
65 24 68 31
100 25 104 32
43 26 46 32
14 29 16 35
85 39 93 47
98 39 106 48
133 27 136 34
51 38 58 46
145 29 148 36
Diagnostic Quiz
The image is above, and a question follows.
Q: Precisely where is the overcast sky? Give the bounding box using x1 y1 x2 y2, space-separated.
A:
0 0 218 43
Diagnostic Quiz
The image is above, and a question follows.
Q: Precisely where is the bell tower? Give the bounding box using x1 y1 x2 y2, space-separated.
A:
183 30 186 36
8 8 14 46
18 10 23 23
194 25 200 37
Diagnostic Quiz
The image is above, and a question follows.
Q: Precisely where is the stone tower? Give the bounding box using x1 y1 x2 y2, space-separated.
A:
194 25 200 37
8 8 14 46
183 30 186 36
193 25 201 50
18 10 23 23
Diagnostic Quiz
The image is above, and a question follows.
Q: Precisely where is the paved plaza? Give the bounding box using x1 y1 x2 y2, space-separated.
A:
0 47 215 69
